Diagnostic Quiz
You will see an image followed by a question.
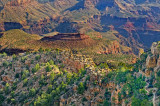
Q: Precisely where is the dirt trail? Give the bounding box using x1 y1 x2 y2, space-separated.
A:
152 88 158 106
145 78 158 106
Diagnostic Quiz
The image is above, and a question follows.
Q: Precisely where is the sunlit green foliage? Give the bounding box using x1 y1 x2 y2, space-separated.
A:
77 82 85 94
46 62 52 72
29 88 36 97
35 55 41 60
32 64 40 73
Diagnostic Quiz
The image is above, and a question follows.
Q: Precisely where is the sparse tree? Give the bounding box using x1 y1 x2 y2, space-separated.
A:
46 64 52 72
49 60 54 65
23 78 28 86
4 83 10 94
77 82 85 94
29 88 36 97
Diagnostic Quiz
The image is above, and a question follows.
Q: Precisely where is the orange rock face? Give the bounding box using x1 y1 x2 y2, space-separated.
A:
98 41 121 54
6 0 34 6
131 57 137 64
63 58 85 72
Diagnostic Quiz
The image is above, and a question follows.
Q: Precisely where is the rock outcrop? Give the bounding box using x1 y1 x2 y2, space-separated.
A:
146 55 157 68
98 40 121 54
151 42 159 55
146 42 160 70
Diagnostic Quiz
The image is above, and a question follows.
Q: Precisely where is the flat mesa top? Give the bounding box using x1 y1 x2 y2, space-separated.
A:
42 33 90 41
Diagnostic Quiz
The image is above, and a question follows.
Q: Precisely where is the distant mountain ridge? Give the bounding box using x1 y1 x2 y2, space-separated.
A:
0 0 160 54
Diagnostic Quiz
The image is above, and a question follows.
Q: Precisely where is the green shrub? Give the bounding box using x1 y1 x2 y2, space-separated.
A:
3 61 9 67
82 97 88 102
21 56 27 63
77 82 85 94
4 83 10 94
12 54 17 60
2 52 7 57
66 73 72 84
23 78 28 86
22 70 29 80
11 91 15 98
50 72 55 82
15 73 19 78
35 55 41 60
0 94 5 105
45 49 51 52
11 98 16 104
49 60 54 65
34 93 52 106
47 85 52 93
29 88 36 97
32 68 36 74
32 64 40 73
11 82 17 90
39 75 47 86
38 48 44 53
46 65 52 72
46 62 52 72
99 63 109 69
31 60 34 64
35 64 40 70
157 70 160 77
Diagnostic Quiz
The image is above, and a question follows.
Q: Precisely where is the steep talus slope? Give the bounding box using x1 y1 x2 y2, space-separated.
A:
0 48 140 106
0 42 159 105
0 50 96 105
0 29 42 52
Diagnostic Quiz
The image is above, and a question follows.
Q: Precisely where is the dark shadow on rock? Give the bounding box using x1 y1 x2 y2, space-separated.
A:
4 22 23 31
0 33 3 38
41 33 89 41
55 22 78 33
0 7 3 12
0 48 29 55
66 1 84 11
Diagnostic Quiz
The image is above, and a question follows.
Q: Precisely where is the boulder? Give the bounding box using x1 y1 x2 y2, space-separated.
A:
146 55 157 68
151 42 159 55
